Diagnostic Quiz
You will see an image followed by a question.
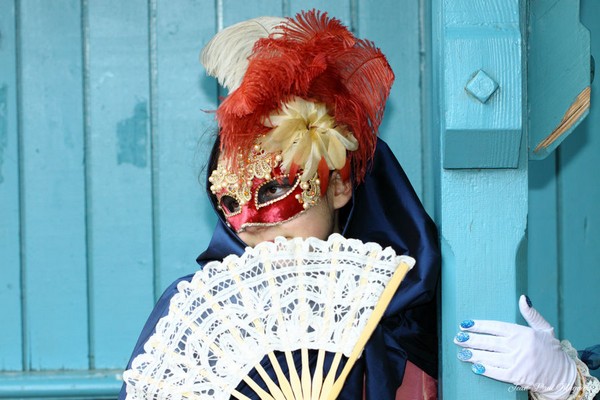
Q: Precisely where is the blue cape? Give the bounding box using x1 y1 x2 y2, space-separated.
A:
119 138 440 399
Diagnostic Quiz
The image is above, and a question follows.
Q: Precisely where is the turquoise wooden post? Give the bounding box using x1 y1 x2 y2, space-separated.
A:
432 0 528 398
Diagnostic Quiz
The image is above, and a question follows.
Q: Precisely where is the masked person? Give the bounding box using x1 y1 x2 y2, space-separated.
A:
120 10 598 400
120 11 439 399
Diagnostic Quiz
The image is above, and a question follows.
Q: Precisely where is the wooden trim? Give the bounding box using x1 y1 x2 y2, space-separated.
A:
0 370 122 399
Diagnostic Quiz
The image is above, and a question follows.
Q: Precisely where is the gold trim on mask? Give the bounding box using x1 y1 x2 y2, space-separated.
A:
209 144 321 213
297 178 321 210
255 175 301 209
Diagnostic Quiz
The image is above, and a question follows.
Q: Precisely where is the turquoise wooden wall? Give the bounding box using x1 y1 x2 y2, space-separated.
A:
0 0 426 397
528 0 600 364
0 0 597 398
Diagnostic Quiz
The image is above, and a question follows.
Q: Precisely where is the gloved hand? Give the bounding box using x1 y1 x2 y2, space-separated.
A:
454 295 577 400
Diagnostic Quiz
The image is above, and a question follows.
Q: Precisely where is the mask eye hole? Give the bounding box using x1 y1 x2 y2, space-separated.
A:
256 177 297 207
220 195 241 215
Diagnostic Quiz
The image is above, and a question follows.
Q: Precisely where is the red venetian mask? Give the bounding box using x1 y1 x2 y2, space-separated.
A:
209 147 321 233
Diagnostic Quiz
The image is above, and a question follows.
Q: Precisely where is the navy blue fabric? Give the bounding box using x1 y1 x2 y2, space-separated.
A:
119 138 440 399
580 345 600 370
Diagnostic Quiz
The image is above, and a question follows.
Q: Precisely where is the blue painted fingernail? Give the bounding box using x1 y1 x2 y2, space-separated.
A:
455 332 470 342
472 363 486 375
457 349 473 361
460 319 475 329
525 295 532 307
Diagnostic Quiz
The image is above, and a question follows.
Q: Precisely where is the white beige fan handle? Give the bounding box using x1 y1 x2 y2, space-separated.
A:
231 258 412 400
326 259 413 399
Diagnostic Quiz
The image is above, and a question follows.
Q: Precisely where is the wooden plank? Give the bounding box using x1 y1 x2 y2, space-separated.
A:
435 0 527 398
527 156 560 329
18 0 88 369
221 0 283 28
288 0 351 23
0 0 23 371
558 0 600 348
219 1 283 106
86 0 154 369
220 1 351 28
440 169 528 399
0 370 121 399
153 0 218 292
357 0 423 198
420 0 436 214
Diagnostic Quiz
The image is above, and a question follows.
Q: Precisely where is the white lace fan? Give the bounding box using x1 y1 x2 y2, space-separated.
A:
123 234 415 400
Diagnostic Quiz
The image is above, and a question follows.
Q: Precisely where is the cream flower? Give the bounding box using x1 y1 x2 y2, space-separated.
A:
261 97 358 181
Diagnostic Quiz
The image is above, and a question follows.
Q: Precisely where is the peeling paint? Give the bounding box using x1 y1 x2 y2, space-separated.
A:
0 84 7 184
116 101 148 168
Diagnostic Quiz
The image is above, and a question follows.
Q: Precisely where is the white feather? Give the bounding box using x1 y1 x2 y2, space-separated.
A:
201 16 287 93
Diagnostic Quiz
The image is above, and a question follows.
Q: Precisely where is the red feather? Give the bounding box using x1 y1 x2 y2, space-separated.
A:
289 161 299 181
317 157 330 195
339 159 351 183
216 9 394 183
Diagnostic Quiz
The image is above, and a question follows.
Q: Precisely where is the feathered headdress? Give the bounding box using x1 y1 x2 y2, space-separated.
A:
201 10 394 186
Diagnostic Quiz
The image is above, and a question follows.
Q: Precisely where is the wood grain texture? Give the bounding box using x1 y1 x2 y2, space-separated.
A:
1 0 432 379
358 0 424 198
153 0 218 294
0 0 23 371
443 21 522 168
526 0 599 361
435 0 528 398
439 170 528 400
19 0 88 370
558 0 600 350
288 0 351 25
86 0 154 368
4 2 596 399
222 0 284 28
0 370 122 398
527 155 560 329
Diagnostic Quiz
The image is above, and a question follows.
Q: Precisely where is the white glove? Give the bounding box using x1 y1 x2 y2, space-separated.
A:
454 295 577 400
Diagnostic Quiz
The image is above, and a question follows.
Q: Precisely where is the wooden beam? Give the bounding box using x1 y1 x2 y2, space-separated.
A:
431 0 528 398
